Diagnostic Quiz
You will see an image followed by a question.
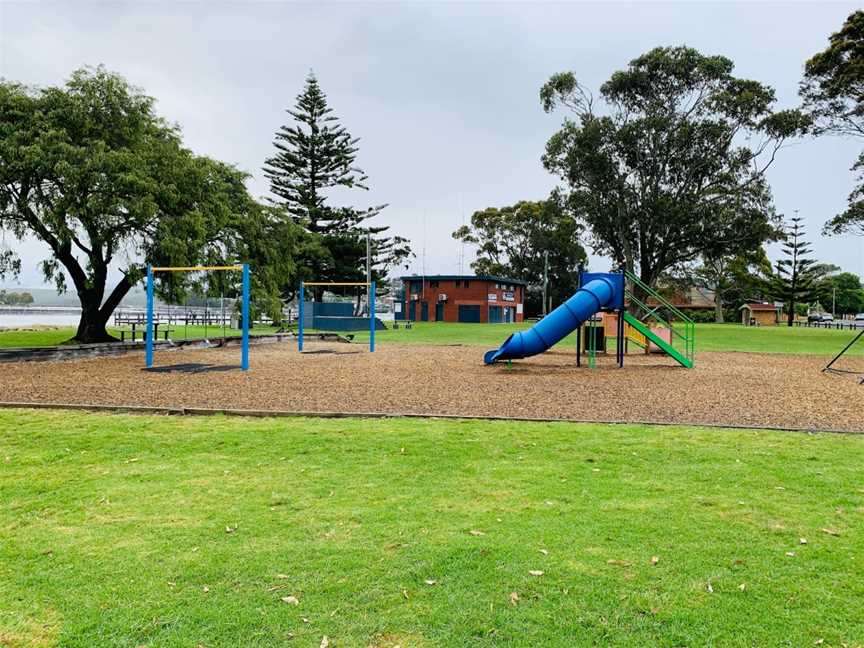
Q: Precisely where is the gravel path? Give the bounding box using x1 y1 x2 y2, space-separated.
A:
2 341 863 432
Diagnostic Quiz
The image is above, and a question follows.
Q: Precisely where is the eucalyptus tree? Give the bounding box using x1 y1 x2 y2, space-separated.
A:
541 46 807 294
802 10 864 236
452 198 586 314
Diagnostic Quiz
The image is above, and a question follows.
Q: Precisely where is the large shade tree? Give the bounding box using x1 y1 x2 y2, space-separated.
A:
452 198 586 315
0 67 290 342
802 10 864 236
541 46 808 294
264 73 411 294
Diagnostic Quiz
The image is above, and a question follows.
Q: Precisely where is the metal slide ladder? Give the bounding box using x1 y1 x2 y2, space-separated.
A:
623 271 695 368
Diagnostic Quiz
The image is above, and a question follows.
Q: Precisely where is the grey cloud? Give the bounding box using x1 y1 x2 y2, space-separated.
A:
1 0 861 290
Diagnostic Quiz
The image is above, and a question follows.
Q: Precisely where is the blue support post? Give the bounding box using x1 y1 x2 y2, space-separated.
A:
370 280 376 352
298 282 304 352
145 265 154 368
241 263 250 371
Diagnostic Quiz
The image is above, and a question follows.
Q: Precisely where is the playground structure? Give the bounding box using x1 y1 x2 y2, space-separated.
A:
823 328 864 384
484 270 695 368
145 264 250 371
298 281 379 353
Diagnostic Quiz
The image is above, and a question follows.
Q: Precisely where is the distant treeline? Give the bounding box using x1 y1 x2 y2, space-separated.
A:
0 290 34 306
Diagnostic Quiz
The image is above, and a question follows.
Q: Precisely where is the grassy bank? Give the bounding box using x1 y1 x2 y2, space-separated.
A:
2 410 863 646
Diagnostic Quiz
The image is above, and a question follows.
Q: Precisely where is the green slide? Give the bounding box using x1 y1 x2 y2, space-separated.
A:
623 312 694 368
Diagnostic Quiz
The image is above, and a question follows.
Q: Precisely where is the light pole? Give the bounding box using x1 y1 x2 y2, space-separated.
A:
366 231 372 316
542 251 549 317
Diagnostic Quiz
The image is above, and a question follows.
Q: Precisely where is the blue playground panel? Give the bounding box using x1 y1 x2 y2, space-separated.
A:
314 316 388 331
302 302 387 332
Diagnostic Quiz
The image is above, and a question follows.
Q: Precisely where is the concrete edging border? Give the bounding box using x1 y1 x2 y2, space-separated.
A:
0 401 857 436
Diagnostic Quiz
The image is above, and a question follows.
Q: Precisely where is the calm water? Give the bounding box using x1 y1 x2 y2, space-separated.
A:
0 313 81 328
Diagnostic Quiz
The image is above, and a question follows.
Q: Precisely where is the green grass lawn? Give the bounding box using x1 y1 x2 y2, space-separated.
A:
695 323 863 355
2 319 861 356
2 409 863 647
346 321 864 355
0 328 79 348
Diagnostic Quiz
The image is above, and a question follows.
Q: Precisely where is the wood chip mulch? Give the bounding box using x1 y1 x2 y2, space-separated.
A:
1 341 862 432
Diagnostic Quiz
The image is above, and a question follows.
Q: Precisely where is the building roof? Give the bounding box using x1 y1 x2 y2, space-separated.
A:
739 303 780 311
400 274 528 286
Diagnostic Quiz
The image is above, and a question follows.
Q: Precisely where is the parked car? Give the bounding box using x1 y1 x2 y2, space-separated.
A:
807 313 834 323
821 314 834 322
855 313 864 321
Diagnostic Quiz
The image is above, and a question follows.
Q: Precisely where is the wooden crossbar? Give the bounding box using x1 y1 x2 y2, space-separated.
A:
151 265 244 272
302 282 370 286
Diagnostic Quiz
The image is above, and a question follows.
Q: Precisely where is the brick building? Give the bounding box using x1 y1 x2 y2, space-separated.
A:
398 275 526 323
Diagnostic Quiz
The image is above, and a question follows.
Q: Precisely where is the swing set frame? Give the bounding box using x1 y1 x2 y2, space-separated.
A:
298 280 376 353
823 327 864 385
145 264 251 371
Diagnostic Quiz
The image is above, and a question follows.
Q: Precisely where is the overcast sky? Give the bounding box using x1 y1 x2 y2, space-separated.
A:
1 0 862 290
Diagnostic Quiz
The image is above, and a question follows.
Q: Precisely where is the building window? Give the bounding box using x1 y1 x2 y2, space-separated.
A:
455 280 461 288
464 280 470 288
430 280 439 288
410 281 420 295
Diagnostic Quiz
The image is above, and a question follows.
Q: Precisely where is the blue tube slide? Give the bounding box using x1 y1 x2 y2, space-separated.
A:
483 277 615 364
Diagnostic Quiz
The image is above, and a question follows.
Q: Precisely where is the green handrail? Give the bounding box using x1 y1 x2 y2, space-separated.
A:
625 271 692 322
623 270 695 365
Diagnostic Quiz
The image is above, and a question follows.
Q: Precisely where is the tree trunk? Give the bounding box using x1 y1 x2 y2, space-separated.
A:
714 290 725 323
74 300 115 343
787 300 795 327
72 276 134 344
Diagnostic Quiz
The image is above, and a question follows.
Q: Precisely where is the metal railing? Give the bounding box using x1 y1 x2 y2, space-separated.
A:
794 320 864 331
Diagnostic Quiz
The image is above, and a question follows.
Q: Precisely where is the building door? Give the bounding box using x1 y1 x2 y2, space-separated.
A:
435 302 444 321
488 306 502 323
504 307 513 323
408 300 416 321
421 301 429 322
458 305 481 323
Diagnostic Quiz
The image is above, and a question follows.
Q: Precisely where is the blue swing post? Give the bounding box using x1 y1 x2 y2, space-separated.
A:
241 263 250 371
145 265 154 368
298 281 305 352
370 280 376 353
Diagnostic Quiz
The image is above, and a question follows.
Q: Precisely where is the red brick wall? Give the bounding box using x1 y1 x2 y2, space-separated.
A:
403 279 524 323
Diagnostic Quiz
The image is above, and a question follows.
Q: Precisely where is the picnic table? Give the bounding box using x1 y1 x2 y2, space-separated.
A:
118 322 173 342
